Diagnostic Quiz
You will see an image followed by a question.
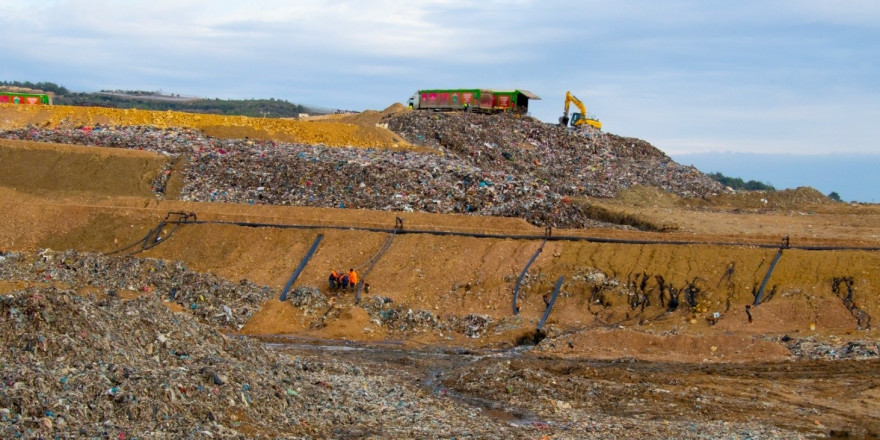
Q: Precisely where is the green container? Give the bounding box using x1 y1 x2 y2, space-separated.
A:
0 92 52 105
409 89 539 113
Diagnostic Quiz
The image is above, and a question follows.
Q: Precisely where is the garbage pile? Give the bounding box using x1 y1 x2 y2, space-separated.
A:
384 111 726 199
0 250 272 331
285 286 329 313
1 112 726 229
775 336 880 360
0 249 504 340
0 285 317 438
356 296 493 338
0 125 602 228
2 285 548 438
0 252 547 438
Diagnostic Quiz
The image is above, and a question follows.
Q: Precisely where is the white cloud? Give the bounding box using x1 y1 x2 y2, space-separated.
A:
782 0 880 26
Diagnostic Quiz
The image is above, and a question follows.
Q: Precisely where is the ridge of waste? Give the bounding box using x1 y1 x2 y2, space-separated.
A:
1 110 726 229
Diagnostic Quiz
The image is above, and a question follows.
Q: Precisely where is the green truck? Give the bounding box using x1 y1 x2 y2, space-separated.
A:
408 89 539 114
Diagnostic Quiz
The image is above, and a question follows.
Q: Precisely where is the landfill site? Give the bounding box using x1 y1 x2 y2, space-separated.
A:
1 102 880 439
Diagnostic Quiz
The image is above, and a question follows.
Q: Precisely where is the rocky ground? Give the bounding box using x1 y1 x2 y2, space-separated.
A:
1 103 880 438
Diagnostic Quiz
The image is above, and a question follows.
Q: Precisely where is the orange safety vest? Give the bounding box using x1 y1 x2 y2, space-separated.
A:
330 270 339 280
348 270 358 286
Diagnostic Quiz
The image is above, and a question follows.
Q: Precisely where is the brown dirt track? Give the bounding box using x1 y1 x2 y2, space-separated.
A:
3 103 880 437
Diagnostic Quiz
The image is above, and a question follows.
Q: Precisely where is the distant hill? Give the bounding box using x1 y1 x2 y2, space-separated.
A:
1 80 315 118
56 92 312 118
673 152 880 204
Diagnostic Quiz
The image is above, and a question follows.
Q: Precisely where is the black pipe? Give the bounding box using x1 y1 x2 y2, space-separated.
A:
754 249 783 306
537 276 565 331
754 236 790 306
169 219 880 252
280 234 324 301
355 224 402 304
512 240 546 315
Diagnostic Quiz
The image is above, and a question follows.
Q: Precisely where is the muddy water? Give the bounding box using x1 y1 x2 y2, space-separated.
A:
261 335 544 426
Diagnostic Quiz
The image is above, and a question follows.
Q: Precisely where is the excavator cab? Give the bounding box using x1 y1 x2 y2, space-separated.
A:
559 91 602 130
570 112 601 128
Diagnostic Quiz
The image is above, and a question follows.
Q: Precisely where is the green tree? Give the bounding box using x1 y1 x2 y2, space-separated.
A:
707 172 775 191
828 191 842 202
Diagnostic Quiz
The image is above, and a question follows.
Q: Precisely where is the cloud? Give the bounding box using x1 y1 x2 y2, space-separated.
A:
8 1 541 60
785 0 880 26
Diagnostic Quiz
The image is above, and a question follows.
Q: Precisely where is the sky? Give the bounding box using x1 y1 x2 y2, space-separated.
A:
1 0 878 201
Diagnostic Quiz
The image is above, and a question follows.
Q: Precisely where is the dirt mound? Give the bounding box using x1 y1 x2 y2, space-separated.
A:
335 102 409 126
686 186 833 210
0 86 48 94
613 185 680 207
0 139 166 198
0 103 407 149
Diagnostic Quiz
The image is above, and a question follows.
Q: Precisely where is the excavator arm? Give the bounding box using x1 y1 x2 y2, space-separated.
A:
559 91 602 130
566 91 587 118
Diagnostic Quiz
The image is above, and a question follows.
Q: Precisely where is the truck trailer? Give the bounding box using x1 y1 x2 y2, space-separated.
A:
409 89 539 114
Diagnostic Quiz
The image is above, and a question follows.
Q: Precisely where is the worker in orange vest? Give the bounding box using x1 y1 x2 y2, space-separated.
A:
347 268 358 292
328 270 340 291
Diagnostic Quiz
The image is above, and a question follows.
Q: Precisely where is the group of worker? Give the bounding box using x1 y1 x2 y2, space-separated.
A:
328 268 359 293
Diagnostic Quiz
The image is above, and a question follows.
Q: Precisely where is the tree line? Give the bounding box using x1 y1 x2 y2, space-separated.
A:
0 80 70 95
707 172 775 191
1 80 313 118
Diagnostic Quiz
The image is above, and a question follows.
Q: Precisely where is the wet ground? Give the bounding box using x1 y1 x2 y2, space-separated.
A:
263 336 880 439
263 336 542 425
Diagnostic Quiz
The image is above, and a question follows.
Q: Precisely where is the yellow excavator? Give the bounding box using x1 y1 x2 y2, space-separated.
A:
559 91 601 130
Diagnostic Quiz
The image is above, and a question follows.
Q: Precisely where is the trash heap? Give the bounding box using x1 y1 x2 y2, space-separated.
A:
0 125 600 228
0 250 503 340
384 111 725 199
0 250 272 331
1 286 537 438
285 286 329 314
360 295 495 338
1 110 726 229
0 253 539 438
0 285 315 438
775 336 880 360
